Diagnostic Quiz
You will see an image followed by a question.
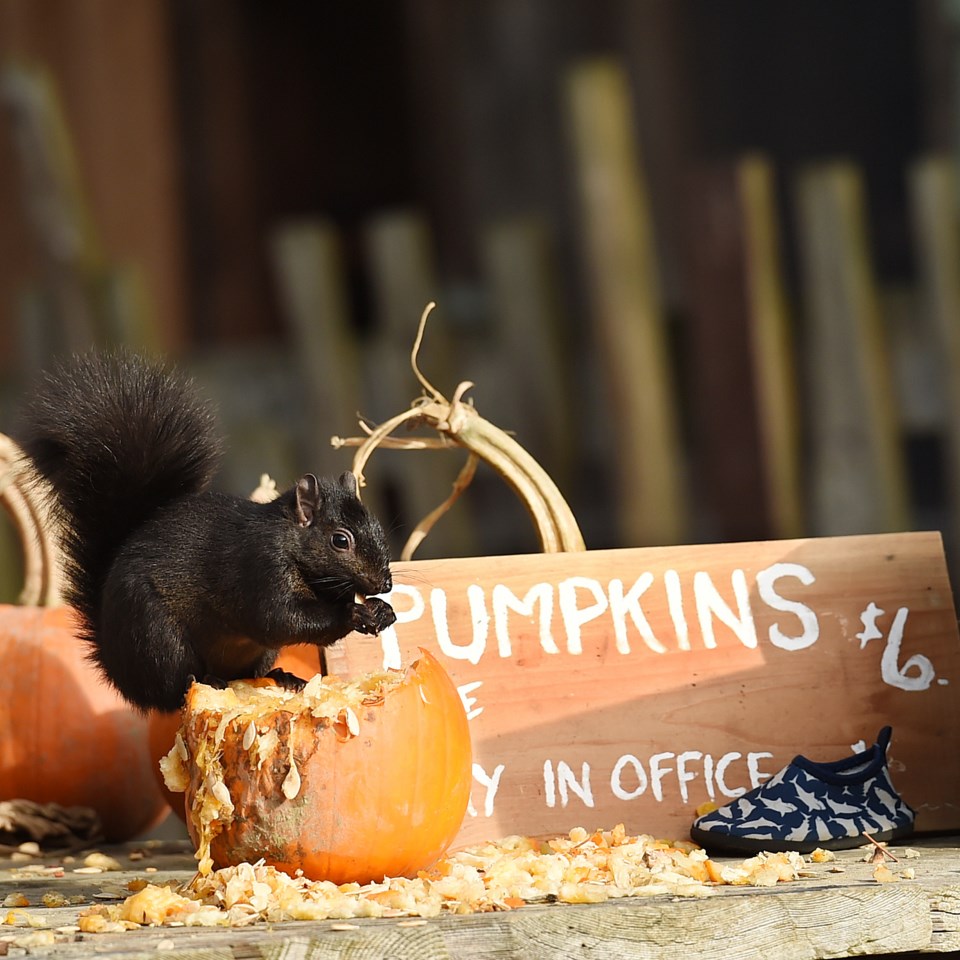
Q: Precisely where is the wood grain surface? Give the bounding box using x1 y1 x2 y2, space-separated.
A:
1 837 959 958
326 532 960 847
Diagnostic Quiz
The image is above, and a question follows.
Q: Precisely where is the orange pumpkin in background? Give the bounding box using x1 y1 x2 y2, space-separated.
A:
146 644 323 822
165 648 472 884
0 604 168 842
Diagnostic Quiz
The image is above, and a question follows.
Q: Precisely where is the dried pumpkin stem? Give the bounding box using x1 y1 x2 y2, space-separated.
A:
340 406 425 492
410 301 445 403
401 453 479 562
443 405 584 552
332 305 585 556
0 435 62 606
332 435 451 452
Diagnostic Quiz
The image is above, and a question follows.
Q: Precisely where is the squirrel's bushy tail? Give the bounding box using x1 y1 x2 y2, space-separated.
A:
16 351 222 626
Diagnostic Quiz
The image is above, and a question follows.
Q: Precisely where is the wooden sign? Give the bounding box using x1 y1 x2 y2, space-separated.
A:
325 532 960 847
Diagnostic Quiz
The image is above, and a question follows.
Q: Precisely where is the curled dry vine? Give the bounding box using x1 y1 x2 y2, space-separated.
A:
331 303 585 560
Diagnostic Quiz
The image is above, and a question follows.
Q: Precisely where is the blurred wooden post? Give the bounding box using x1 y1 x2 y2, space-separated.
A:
269 220 362 472
738 156 804 540
683 156 803 543
363 211 476 559
0 0 186 364
2 63 101 354
909 156 960 558
565 59 685 547
794 161 909 536
481 216 573 492
1 64 161 358
683 162 770 542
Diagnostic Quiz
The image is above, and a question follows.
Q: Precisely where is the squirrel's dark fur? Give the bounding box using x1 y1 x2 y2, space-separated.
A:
16 352 396 712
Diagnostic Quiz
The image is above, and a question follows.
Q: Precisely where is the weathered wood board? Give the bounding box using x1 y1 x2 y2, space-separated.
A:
5 835 960 959
325 532 960 848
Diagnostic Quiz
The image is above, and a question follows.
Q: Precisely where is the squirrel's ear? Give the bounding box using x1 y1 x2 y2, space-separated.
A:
295 474 321 527
338 471 358 498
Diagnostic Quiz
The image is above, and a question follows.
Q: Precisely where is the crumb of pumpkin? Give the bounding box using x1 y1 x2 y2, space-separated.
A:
77 825 806 930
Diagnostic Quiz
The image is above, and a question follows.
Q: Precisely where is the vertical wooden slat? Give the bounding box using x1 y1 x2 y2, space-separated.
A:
1 62 101 354
2 64 161 357
363 211 476 559
794 161 909 536
0 0 185 361
908 155 960 556
481 216 573 491
682 162 769 542
393 0 473 277
738 155 804 540
564 59 685 547
269 220 362 473
170 0 267 342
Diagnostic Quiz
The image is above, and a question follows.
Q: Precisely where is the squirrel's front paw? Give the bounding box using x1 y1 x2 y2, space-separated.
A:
265 667 307 691
349 596 397 635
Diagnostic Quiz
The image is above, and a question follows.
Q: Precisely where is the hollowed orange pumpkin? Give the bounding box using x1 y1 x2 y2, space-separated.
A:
147 645 324 822
164 648 472 884
0 604 168 842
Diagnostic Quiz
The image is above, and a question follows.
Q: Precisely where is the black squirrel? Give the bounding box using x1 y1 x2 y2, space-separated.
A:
15 351 397 712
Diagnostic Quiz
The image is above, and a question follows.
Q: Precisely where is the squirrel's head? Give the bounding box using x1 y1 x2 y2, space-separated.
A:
288 471 393 598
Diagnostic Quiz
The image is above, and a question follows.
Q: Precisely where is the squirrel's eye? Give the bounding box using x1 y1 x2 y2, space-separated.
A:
331 530 353 551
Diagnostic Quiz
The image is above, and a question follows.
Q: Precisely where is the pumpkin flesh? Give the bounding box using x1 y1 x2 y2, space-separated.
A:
164 649 472 884
147 644 324 822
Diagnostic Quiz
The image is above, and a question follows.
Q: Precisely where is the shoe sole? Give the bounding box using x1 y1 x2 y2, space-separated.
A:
689 823 914 856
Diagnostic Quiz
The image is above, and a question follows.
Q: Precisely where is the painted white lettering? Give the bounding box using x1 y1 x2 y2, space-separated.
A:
756 563 819 651
880 607 935 691
492 583 558 658
694 570 758 649
676 750 703 802
664 570 689 650
378 584 425 669
432 585 489 664
747 752 774 788
457 681 484 721
608 574 665 655
703 753 716 800
715 752 746 798
556 760 594 808
650 752 675 802
471 762 505 817
558 578 609 655
544 759 556 808
610 754 648 800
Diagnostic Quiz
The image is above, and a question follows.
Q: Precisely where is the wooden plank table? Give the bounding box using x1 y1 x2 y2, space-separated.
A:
1 836 960 959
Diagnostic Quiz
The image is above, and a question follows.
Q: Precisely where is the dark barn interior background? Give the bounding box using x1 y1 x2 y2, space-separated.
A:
0 0 957 600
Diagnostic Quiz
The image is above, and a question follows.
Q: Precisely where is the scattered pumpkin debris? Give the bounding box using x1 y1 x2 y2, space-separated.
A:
0 833 924 937
75 825 813 929
872 863 899 883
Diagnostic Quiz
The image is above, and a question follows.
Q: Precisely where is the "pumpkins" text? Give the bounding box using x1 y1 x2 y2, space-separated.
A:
381 562 820 668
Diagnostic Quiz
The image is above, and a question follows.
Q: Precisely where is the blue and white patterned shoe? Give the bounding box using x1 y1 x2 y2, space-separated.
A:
690 727 915 854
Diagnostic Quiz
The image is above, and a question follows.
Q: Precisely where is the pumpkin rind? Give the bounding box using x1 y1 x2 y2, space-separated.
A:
0 604 168 842
178 649 472 884
147 644 324 822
